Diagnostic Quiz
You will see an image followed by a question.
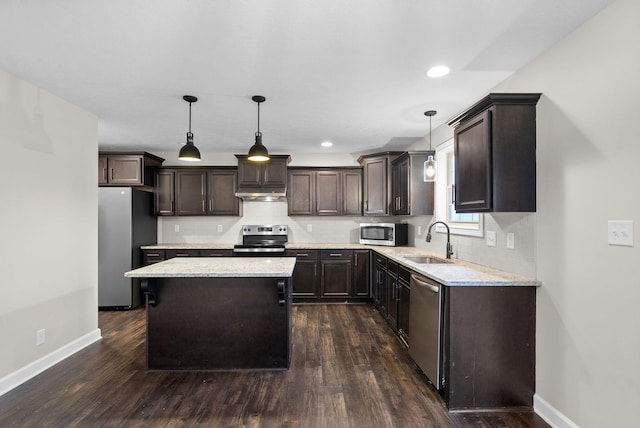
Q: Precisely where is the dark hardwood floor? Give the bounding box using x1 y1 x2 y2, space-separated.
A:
0 304 549 427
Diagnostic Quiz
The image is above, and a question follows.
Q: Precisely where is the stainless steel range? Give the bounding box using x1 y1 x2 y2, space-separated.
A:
232 225 288 256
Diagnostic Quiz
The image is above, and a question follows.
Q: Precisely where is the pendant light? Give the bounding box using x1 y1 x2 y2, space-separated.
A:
178 95 201 161
247 95 270 162
423 110 437 182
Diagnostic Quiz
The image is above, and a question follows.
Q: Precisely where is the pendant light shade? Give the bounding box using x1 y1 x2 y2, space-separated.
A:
178 95 201 161
423 110 437 182
247 95 270 162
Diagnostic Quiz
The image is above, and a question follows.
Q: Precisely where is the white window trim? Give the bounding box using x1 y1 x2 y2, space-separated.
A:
433 139 484 237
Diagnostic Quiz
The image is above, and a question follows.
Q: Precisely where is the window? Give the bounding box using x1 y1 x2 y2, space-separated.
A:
434 139 483 237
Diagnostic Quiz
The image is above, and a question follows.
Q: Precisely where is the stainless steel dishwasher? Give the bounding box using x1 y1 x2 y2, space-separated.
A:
409 273 443 389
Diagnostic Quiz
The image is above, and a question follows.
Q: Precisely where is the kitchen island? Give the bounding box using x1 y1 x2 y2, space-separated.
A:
125 257 296 371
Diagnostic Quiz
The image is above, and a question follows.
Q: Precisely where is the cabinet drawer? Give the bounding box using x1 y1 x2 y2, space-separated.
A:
286 249 319 259
199 249 232 257
320 250 353 260
143 250 165 265
165 249 200 258
374 254 388 269
387 260 399 277
399 265 411 284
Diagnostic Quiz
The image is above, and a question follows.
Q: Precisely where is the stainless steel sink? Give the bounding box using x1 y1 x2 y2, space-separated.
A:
403 256 450 264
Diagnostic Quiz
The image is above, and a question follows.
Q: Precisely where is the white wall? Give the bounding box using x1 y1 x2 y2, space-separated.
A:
0 70 100 394
486 0 638 426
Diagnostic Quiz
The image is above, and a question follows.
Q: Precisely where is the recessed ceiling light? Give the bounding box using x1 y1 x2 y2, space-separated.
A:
426 65 450 78
321 141 333 147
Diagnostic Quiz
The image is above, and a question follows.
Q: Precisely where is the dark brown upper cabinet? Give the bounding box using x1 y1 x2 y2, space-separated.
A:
287 167 362 216
154 167 240 216
98 152 164 186
448 93 541 213
235 155 290 190
391 151 435 216
358 152 403 216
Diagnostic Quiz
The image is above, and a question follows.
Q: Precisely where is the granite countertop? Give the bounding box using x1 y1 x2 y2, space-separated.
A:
141 243 235 250
125 257 296 278
140 243 539 287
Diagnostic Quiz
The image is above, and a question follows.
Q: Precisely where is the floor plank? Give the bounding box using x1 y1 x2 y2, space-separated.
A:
0 304 549 427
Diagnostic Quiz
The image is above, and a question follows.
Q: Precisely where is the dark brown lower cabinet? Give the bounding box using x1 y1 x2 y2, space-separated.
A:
385 260 399 331
442 286 536 410
286 250 320 298
143 247 370 302
143 250 165 266
397 266 411 347
320 250 353 297
373 254 387 309
142 249 233 265
352 250 370 298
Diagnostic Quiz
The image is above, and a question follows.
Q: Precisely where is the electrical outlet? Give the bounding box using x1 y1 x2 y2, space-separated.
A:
506 233 515 249
608 220 634 246
418 226 422 236
217 224 223 233
174 224 180 233
486 230 497 247
36 329 45 346
307 224 313 232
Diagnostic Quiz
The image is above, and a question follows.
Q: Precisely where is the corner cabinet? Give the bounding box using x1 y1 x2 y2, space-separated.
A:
358 152 403 216
98 152 164 186
287 167 362 216
154 167 241 216
448 93 541 213
285 248 370 302
391 151 435 216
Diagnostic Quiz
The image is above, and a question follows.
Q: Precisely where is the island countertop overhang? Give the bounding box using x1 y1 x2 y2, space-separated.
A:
125 257 296 278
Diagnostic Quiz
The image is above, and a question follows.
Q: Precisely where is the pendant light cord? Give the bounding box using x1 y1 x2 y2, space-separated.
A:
256 101 261 136
188 101 192 134
428 114 432 151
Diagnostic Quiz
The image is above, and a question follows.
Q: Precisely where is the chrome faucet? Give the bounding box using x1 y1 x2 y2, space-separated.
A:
426 221 453 259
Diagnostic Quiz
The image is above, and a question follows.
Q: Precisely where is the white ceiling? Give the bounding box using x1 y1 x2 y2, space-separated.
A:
0 0 613 158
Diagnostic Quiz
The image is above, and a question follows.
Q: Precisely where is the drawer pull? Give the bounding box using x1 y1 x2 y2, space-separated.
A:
329 253 342 257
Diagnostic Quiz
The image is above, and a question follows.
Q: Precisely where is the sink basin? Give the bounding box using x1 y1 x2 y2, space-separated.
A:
403 256 450 264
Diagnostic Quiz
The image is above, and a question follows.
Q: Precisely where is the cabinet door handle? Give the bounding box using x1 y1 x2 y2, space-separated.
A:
277 279 286 306
209 200 212 212
451 184 456 206
109 168 114 181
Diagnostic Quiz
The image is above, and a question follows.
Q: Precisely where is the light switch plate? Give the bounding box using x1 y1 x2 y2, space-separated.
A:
217 224 223 233
608 220 634 246
174 224 179 233
486 230 497 247
506 233 515 249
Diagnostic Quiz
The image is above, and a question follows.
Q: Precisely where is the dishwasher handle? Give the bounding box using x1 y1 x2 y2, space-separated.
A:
411 274 439 293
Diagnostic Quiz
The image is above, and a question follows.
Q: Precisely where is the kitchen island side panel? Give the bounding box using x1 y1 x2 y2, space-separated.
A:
145 276 292 371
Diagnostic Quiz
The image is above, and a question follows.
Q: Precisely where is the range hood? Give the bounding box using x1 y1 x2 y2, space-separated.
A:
235 190 287 202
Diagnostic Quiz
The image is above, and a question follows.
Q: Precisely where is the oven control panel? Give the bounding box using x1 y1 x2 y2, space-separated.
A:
242 225 288 236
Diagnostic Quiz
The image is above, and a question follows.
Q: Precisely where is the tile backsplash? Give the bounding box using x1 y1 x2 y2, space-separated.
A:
158 202 536 278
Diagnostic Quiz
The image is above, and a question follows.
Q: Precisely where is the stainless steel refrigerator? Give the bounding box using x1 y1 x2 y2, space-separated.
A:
98 187 157 309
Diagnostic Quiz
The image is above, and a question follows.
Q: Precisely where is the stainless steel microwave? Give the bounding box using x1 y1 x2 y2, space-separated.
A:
359 223 408 246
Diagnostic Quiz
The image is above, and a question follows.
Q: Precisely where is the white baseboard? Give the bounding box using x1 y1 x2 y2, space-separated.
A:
534 394 580 428
0 328 102 397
